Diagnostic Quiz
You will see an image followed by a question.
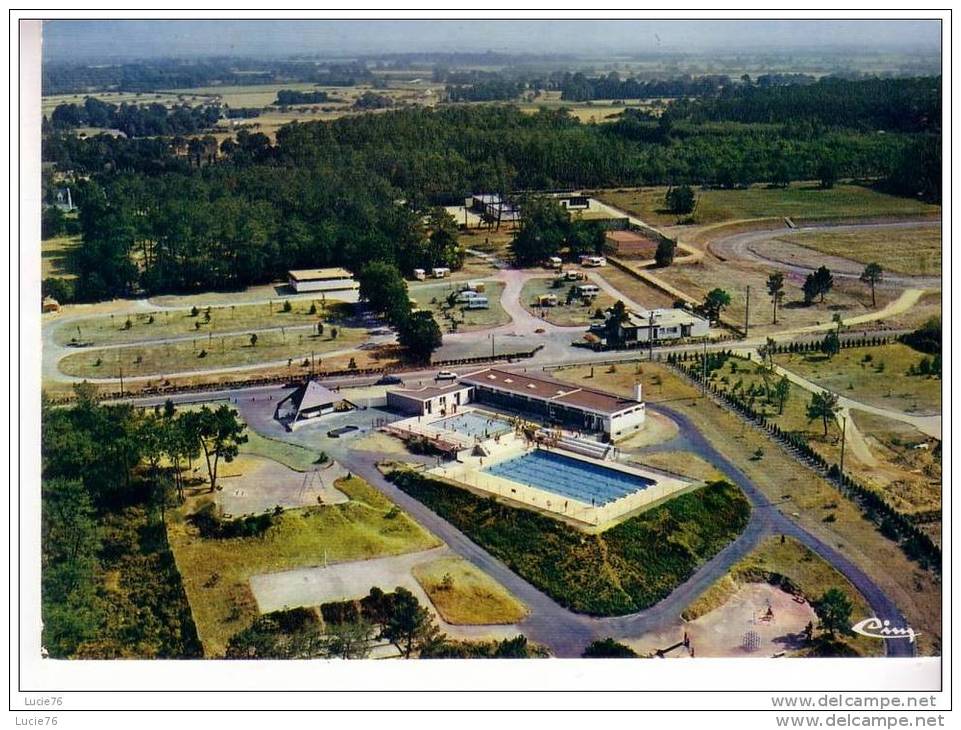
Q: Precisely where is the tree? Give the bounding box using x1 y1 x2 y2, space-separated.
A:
812 588 853 638
664 185 696 215
380 587 442 658
654 238 677 267
323 618 376 659
396 310 443 363
774 375 791 415
820 331 840 359
604 300 630 347
804 266 833 304
358 261 411 326
817 157 838 189
183 405 247 492
806 390 840 437
249 333 258 347
510 196 569 266
582 637 638 658
766 271 784 324
860 262 883 308
702 288 731 325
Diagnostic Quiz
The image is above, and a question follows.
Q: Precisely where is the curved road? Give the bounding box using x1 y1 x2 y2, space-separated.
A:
709 220 941 289
332 403 912 659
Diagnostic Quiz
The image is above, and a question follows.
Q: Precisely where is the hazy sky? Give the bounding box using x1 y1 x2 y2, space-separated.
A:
42 19 941 62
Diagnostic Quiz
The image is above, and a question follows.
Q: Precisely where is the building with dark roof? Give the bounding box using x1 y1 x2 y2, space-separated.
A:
275 380 340 430
458 367 645 442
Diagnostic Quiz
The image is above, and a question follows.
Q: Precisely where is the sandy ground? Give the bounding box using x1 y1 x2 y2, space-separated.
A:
248 546 524 642
613 410 679 450
216 455 349 516
625 583 816 658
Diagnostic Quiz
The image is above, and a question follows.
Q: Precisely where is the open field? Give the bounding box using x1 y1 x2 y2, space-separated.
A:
408 280 509 333
412 556 528 625
682 537 881 657
520 277 614 327
775 344 942 414
552 362 941 655
587 265 676 310
58 323 366 379
516 90 665 124
706 352 940 515
457 228 516 257
778 225 941 277
653 255 896 334
595 184 941 228
41 234 79 280
167 474 441 656
55 300 353 347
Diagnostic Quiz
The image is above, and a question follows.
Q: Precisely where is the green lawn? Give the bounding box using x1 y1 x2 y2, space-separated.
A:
778 225 941 276
55 300 352 347
59 324 366 378
519 277 614 327
775 344 942 414
597 183 940 227
408 280 510 332
390 470 750 616
168 475 441 657
412 556 528 625
41 235 80 280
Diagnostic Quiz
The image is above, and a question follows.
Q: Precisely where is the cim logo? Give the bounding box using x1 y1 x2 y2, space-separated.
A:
851 617 921 644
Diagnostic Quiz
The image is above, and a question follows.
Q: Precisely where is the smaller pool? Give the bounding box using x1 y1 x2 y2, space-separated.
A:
484 449 656 506
433 411 513 440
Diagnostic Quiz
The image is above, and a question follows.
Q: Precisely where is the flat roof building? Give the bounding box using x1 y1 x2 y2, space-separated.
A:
459 367 644 442
288 267 358 294
386 382 472 417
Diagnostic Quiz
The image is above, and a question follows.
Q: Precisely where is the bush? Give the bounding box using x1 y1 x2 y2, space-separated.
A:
320 600 360 626
582 637 638 658
389 471 750 616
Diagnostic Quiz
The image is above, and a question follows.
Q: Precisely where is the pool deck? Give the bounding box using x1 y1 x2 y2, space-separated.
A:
432 441 694 529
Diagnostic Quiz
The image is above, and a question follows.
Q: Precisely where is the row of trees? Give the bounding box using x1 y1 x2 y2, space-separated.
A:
49 98 223 138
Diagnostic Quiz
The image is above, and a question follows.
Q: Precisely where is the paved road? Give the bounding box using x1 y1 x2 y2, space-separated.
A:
709 221 941 289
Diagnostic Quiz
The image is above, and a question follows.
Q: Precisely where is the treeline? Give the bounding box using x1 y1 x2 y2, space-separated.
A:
447 78 526 102
41 388 204 658
560 71 735 101
665 76 941 133
49 97 222 138
42 58 372 95
273 89 329 105
43 89 939 299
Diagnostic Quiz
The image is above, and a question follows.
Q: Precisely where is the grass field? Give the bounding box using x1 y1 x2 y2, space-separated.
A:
551 362 941 655
520 277 614 327
41 234 80 280
629 450 724 483
595 184 940 228
778 225 941 277
391 469 749 616
56 300 352 347
682 536 881 657
775 344 942 414
167 475 441 656
59 323 365 378
412 556 528 625
408 280 509 333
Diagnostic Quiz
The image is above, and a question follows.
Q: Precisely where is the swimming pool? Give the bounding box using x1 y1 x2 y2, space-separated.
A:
484 449 656 506
432 411 513 440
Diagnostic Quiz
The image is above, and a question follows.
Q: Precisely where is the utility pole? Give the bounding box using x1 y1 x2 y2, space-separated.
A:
648 310 655 361
744 285 751 339
118 364 124 397
839 415 847 480
491 333 495 359
701 338 708 395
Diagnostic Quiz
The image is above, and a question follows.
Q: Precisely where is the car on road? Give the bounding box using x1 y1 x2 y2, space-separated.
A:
376 374 404 385
435 370 458 381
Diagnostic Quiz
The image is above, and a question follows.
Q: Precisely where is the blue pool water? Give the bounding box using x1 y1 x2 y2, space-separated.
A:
484 449 656 505
433 411 513 439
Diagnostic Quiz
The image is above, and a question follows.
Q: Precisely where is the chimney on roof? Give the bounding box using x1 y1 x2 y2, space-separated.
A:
634 382 643 403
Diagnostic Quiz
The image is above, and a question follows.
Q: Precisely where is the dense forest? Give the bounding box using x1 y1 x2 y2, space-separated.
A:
41 75 941 301
41 389 203 658
273 89 330 105
49 96 223 137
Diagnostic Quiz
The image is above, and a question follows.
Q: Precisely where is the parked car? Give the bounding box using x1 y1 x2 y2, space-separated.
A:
435 370 458 381
376 374 404 385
